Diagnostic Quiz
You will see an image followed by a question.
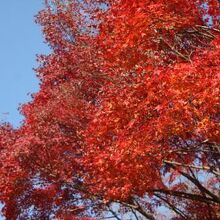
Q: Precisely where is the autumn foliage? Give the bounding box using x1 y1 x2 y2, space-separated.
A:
0 0 220 219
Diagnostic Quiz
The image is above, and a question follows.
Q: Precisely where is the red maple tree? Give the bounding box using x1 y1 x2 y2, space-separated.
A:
0 0 219 219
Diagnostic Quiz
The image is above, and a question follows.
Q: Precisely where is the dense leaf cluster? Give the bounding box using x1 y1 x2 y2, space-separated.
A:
0 0 219 219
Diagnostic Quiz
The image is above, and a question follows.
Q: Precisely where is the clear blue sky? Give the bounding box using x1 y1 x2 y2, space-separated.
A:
0 1 49 218
0 0 49 128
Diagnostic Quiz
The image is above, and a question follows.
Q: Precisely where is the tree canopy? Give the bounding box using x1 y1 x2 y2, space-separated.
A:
0 0 219 219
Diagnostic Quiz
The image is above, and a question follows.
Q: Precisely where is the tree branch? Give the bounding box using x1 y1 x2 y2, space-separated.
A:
163 160 220 176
